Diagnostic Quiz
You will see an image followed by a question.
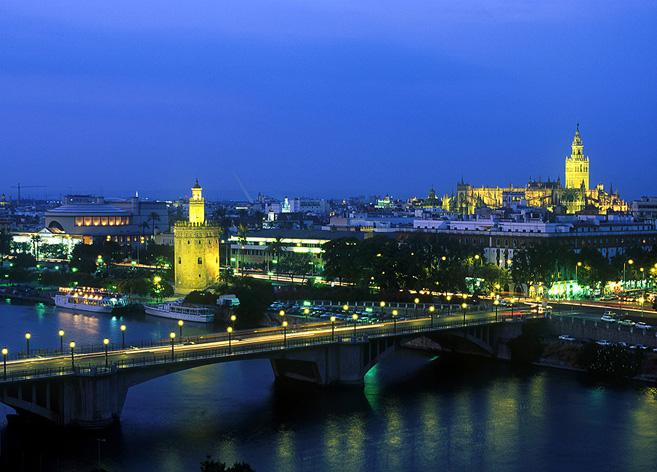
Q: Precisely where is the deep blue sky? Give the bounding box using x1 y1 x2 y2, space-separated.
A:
1 1 656 201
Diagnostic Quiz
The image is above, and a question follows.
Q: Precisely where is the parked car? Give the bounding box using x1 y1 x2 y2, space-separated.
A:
618 319 636 327
558 335 576 342
617 341 628 348
600 314 616 323
637 344 649 350
635 322 652 330
596 339 612 346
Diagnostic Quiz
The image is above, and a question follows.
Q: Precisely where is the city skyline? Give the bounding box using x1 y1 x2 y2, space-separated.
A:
2 1 656 199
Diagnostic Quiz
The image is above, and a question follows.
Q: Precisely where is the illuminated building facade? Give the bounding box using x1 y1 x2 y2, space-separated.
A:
455 126 627 215
174 180 220 293
44 195 169 245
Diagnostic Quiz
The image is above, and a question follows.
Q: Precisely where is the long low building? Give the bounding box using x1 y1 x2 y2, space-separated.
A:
228 229 365 273
45 195 169 245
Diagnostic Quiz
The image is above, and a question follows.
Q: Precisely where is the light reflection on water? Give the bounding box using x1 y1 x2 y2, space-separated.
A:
3 302 657 471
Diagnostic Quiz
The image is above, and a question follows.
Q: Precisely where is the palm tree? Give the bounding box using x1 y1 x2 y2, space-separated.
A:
237 224 248 276
267 237 284 276
30 234 41 261
0 230 11 265
147 212 161 238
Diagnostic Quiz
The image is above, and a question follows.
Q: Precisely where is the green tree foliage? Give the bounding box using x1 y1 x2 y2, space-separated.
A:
322 234 490 296
577 343 641 382
70 241 126 274
200 456 255 472
231 279 274 329
278 251 313 282
0 230 11 260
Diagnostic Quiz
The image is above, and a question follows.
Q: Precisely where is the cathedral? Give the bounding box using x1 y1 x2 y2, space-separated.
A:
454 125 628 215
173 180 220 294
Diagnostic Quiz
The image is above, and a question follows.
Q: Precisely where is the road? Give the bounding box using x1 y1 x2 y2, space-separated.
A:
2 307 532 379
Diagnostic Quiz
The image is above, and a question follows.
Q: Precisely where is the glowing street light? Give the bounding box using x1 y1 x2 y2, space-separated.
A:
352 313 359 337
461 302 468 325
493 299 500 322
282 320 289 347
392 309 398 334
178 319 184 341
623 259 634 289
2 347 7 380
330 316 336 341
70 341 76 369
58 329 65 353
169 332 176 360
278 309 285 318
379 301 386 308
342 304 349 312
103 338 110 368
227 326 233 353
120 324 127 349
429 305 435 328
24 332 32 356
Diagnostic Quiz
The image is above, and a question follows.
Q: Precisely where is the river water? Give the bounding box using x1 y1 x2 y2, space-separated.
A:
2 300 657 472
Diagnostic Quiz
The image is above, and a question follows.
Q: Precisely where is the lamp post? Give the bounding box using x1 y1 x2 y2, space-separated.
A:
282 320 288 347
352 313 358 337
575 261 583 298
461 302 468 325
120 324 127 349
392 309 398 334
2 347 7 380
429 305 435 328
103 338 110 368
69 341 76 369
227 326 233 353
413 298 420 318
58 329 65 353
278 309 285 319
24 332 31 356
638 296 645 318
623 258 634 291
230 314 237 326
446 295 452 316
169 332 176 360
342 304 349 313
178 319 184 342
493 299 500 322
330 316 336 341
510 297 516 318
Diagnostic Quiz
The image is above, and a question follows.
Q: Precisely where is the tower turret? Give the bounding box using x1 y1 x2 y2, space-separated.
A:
564 124 590 190
188 178 205 224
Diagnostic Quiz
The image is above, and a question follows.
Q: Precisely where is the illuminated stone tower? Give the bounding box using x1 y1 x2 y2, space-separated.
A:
565 124 590 190
174 180 220 294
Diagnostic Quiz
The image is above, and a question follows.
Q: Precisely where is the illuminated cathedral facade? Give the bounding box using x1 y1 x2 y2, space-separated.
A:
454 125 628 215
173 180 220 294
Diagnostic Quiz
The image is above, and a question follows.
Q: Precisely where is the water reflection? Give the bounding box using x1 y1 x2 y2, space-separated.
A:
4 304 657 471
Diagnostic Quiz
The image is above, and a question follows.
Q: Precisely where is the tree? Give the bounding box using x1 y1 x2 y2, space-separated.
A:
30 234 41 260
0 230 11 262
147 212 161 238
237 224 248 275
267 237 285 276
278 251 313 283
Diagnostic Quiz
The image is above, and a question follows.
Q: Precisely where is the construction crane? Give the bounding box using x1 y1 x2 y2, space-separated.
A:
10 183 46 206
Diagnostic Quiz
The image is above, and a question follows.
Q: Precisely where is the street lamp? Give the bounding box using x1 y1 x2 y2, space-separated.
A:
493 299 500 322
178 319 184 341
120 324 127 349
103 338 110 368
352 313 358 337
58 329 65 353
69 341 76 369
2 347 7 380
230 314 237 326
623 258 634 290
429 305 435 328
342 304 349 312
461 302 468 325
282 320 288 347
446 295 452 315
379 301 386 308
576 261 583 283
169 332 176 360
392 309 398 333
330 316 336 341
227 326 233 353
638 296 645 318
25 332 31 356
278 309 285 318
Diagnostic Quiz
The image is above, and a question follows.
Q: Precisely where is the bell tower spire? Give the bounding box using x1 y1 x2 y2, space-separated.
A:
565 124 589 190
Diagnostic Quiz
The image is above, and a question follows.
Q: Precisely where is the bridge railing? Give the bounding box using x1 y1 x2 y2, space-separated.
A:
0 313 543 384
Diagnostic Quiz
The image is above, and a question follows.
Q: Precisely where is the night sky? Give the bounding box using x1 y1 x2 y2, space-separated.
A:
1 1 656 201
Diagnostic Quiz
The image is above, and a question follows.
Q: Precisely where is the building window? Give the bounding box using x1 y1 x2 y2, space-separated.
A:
198 257 203 264
178 257 181 264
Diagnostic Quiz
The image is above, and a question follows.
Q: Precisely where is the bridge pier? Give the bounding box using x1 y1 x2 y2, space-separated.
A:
1 371 128 429
271 339 395 386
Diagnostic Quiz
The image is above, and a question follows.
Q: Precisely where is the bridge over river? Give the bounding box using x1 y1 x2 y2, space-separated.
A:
0 309 536 428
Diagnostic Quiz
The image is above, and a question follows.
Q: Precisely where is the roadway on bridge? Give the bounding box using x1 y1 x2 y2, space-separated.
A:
2 308 530 377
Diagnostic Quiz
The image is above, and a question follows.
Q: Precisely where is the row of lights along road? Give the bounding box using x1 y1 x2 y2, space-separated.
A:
1 319 194 380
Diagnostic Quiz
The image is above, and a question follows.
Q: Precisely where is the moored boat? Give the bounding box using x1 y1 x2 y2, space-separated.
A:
144 300 215 323
53 286 129 313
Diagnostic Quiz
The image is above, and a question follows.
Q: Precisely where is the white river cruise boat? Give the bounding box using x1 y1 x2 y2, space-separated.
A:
53 287 128 313
144 300 215 323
